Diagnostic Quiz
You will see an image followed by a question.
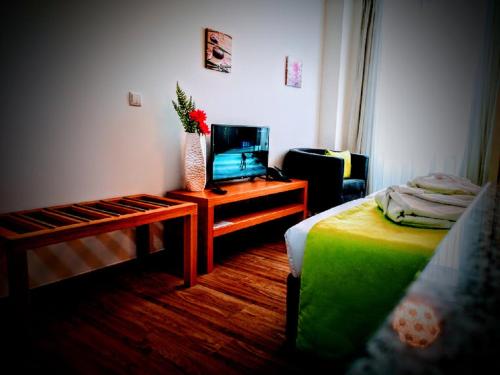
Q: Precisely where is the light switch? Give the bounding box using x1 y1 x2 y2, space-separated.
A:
129 91 142 107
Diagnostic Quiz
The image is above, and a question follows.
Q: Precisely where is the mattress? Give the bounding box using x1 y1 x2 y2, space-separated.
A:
285 183 483 278
284 194 375 277
296 199 447 358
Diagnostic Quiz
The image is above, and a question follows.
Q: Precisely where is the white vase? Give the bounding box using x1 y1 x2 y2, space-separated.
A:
184 132 207 191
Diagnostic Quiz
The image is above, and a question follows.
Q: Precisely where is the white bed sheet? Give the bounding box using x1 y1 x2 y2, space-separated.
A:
284 194 375 278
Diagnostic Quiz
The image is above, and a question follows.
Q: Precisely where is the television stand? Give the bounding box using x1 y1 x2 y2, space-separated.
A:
167 179 308 273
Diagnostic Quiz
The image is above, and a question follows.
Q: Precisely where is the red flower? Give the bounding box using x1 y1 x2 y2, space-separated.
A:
189 109 206 123
189 109 210 135
198 121 210 135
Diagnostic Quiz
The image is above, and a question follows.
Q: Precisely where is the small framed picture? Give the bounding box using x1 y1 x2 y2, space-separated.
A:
205 28 232 73
285 56 302 88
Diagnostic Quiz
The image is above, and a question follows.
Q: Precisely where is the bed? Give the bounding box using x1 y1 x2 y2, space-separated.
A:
284 184 488 360
347 182 498 373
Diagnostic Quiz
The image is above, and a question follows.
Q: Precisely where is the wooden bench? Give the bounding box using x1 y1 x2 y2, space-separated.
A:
0 194 197 336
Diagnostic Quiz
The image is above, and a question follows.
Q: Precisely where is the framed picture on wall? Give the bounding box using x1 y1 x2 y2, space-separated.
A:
285 56 302 88
205 28 232 73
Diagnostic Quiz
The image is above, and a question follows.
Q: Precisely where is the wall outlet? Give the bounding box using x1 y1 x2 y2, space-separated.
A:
128 91 142 107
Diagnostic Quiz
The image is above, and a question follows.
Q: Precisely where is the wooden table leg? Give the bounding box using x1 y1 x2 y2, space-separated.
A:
6 245 31 343
136 224 152 260
301 184 308 220
201 205 214 273
183 212 197 286
198 203 214 273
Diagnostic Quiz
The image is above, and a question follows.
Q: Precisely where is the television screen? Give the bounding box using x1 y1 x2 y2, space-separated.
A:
210 124 269 182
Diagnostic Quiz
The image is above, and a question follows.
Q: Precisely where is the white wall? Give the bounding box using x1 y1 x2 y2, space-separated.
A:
317 0 344 149
370 0 488 191
1 0 324 213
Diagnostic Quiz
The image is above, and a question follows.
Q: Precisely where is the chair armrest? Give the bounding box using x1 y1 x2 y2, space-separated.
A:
350 153 369 181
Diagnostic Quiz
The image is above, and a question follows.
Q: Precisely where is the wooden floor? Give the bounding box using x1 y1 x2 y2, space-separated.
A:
2 224 341 374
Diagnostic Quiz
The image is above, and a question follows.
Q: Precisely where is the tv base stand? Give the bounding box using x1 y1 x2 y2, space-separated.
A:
209 183 227 195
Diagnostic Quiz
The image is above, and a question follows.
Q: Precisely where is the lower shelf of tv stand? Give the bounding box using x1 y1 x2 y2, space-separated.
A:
213 203 305 237
167 179 308 273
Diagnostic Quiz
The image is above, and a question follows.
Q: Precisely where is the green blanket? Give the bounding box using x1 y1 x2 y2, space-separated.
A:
297 200 447 359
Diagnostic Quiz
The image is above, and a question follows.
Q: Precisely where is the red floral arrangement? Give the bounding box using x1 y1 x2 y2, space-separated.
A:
172 82 210 135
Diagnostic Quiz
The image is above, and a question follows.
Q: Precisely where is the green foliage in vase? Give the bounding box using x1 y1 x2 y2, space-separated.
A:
172 82 197 133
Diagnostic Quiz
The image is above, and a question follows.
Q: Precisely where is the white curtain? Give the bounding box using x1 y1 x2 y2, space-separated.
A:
463 0 500 185
368 0 490 193
345 0 381 157
323 0 495 192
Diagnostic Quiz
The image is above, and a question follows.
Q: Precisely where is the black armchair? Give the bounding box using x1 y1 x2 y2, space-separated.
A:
283 148 369 213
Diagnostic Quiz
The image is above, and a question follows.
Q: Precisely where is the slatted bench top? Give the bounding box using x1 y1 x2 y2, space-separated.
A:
0 194 196 249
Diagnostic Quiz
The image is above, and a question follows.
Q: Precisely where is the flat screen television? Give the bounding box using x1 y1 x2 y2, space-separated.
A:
210 124 269 183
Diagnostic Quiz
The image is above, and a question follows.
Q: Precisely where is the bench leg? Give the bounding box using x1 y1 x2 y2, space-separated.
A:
6 246 31 347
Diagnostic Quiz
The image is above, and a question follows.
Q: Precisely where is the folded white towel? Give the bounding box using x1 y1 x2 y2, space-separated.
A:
375 186 460 229
389 185 475 208
408 173 480 196
375 175 480 229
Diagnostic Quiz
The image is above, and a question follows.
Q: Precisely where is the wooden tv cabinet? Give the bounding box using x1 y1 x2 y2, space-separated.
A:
167 179 307 273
